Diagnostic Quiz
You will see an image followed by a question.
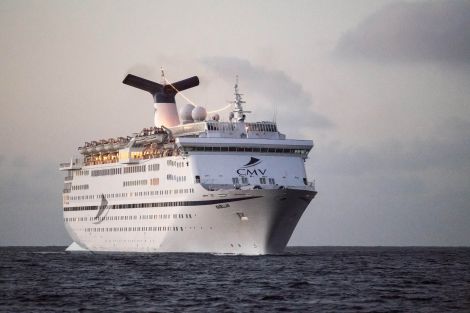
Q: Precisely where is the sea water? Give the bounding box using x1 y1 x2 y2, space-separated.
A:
1 246 469 312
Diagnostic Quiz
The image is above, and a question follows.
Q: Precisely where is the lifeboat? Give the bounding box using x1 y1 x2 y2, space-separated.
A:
89 141 98 153
96 139 107 152
112 138 121 150
104 138 114 152
82 142 92 154
114 137 128 149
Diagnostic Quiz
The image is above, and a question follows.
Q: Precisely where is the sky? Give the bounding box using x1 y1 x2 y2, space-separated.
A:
0 0 469 246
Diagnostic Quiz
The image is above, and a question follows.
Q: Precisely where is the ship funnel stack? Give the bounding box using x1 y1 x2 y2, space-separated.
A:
123 72 199 127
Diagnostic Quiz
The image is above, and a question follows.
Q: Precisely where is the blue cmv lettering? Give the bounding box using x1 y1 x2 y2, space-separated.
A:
236 168 267 177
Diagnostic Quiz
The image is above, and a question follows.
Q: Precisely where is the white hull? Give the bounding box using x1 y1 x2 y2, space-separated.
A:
64 188 316 255
61 73 318 255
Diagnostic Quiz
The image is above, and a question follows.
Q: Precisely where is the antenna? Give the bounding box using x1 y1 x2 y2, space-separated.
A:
231 75 251 122
272 99 275 123
160 66 166 85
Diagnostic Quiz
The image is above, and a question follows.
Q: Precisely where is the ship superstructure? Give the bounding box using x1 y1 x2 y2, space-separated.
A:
60 70 316 254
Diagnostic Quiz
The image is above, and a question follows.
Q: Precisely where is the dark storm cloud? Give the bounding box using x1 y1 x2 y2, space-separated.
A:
335 1 470 64
202 57 332 130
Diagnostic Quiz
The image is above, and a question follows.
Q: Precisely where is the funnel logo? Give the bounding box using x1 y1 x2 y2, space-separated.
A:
242 157 262 168
237 157 266 177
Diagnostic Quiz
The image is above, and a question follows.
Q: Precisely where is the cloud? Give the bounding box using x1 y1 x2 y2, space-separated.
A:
11 155 29 168
201 57 332 133
0 158 67 246
335 1 470 64
318 117 470 177
298 117 470 246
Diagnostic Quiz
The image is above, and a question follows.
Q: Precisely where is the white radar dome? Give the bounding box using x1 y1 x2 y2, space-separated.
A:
179 103 195 124
192 106 207 122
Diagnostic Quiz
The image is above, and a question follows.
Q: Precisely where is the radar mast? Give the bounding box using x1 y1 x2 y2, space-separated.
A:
232 76 250 122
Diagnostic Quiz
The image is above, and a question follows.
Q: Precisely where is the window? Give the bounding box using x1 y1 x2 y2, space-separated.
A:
91 167 122 177
71 184 89 191
195 175 200 183
148 164 160 171
232 177 239 185
268 178 275 185
123 165 146 174
241 177 248 184
259 177 266 184
123 179 147 187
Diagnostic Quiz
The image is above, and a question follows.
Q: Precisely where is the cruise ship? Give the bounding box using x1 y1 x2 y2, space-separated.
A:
60 70 317 254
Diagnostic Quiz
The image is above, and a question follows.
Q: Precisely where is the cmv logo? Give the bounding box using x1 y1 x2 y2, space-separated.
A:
236 157 267 177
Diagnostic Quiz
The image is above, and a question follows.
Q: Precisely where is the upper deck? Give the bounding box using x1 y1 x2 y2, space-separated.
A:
170 121 283 140
60 120 312 171
60 75 314 171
